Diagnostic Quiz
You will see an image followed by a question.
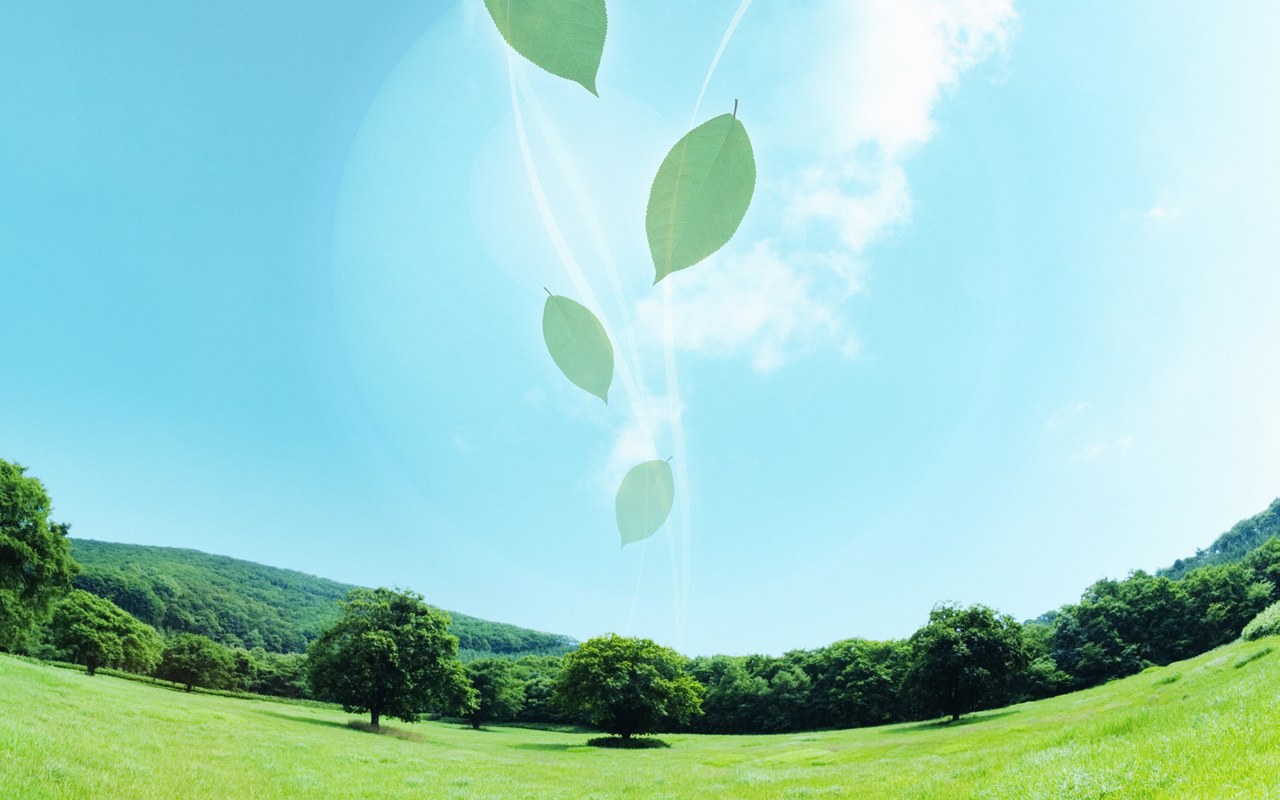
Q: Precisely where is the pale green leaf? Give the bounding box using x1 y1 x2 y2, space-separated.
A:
646 112 756 283
542 294 613 403
484 0 607 96
615 460 674 547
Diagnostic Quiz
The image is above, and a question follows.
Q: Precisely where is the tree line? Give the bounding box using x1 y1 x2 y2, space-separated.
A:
5 457 1280 740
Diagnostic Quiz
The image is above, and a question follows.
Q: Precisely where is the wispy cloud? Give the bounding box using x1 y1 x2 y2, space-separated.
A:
1046 401 1091 431
647 0 1018 372
1145 199 1183 223
635 241 860 373
1072 434 1136 463
601 393 684 495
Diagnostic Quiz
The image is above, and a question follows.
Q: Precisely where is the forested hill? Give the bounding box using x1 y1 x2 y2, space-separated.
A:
1159 498 1280 579
68 539 576 658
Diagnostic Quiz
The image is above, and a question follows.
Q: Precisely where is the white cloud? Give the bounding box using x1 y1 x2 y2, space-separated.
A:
1145 201 1183 222
601 393 684 496
636 241 860 374
646 0 1018 371
1072 434 1136 463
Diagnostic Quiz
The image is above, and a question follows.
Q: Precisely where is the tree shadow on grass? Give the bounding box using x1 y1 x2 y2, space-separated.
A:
510 742 583 752
886 709 1021 734
345 721 424 742
253 710 424 741
255 709 351 730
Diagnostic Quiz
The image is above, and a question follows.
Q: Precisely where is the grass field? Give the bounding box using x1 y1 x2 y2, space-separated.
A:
4 638 1280 799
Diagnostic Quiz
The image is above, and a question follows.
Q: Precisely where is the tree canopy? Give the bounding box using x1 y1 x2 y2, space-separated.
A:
553 634 703 740
904 604 1028 722
464 658 526 729
0 459 77 650
157 632 235 692
307 587 475 729
47 589 162 675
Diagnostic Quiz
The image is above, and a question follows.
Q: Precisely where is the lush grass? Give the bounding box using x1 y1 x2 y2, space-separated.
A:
4 638 1280 799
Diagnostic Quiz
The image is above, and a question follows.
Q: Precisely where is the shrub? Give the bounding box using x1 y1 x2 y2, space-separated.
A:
1241 600 1280 641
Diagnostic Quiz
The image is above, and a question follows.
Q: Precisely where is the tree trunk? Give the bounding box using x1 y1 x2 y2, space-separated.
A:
951 712 960 722
471 718 481 730
185 683 193 693
370 709 380 730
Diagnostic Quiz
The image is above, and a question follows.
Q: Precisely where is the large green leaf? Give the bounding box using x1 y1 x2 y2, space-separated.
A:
646 112 755 283
615 460 674 547
542 294 613 403
484 0 607 96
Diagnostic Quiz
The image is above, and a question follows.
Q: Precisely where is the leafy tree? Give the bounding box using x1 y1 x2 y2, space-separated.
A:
553 634 703 740
818 639 910 728
306 587 475 729
464 658 525 729
687 655 770 733
47 589 162 675
903 604 1028 722
157 632 235 692
0 459 78 650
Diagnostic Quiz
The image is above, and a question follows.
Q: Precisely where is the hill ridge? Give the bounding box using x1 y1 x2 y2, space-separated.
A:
68 538 576 659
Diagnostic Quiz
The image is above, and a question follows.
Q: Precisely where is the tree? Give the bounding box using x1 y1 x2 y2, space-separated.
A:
0 459 78 650
306 587 474 729
553 634 704 740
464 658 525 729
157 632 234 692
47 589 162 675
903 604 1028 722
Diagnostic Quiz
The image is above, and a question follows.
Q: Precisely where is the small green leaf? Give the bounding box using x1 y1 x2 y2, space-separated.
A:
615 460 674 546
646 112 756 283
542 294 613 403
484 0 608 96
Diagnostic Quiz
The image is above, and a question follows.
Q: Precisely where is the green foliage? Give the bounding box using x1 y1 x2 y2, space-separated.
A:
307 588 475 728
615 460 675 546
1242 599 1280 641
46 589 161 676
553 634 703 739
69 539 576 658
1049 559 1275 689
646 112 756 282
464 658 526 729
904 604 1028 722
0 459 78 650
157 632 235 692
484 0 607 96
1161 497 1280 578
8 635 1280 799
542 294 613 403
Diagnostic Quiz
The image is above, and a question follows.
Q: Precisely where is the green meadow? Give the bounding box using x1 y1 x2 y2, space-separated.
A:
5 637 1280 799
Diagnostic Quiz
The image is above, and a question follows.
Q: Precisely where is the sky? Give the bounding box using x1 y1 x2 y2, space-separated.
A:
2 0 1278 657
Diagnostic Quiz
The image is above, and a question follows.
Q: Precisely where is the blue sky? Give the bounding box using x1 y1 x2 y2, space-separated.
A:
3 1 1278 656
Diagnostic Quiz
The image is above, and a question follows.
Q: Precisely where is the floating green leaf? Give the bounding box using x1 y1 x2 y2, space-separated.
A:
542 293 613 403
615 460 675 547
646 111 756 283
484 0 608 96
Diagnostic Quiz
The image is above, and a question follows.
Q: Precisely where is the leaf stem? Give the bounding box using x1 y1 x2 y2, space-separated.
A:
732 98 738 118
544 287 553 297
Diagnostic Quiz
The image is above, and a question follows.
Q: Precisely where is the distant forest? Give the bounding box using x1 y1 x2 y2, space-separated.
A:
1159 498 1280 579
68 539 576 659
35 492 1280 735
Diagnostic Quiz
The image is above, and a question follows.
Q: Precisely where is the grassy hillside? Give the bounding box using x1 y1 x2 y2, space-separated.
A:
1160 497 1280 579
69 539 575 659
4 637 1279 798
